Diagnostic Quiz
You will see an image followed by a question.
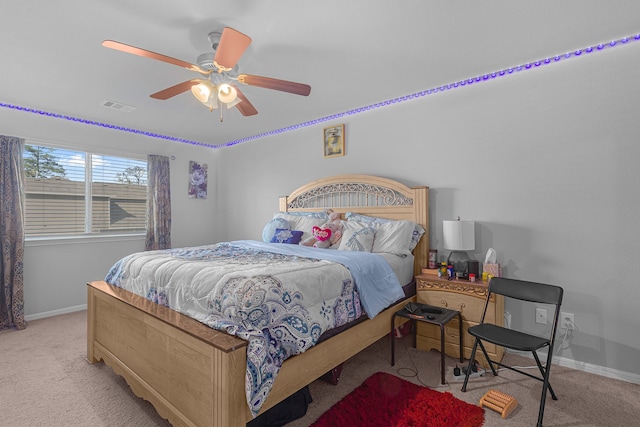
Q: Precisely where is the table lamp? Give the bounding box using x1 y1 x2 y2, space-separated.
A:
443 217 475 277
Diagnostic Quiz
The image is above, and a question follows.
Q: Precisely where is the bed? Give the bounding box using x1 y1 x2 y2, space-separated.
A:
86 174 429 427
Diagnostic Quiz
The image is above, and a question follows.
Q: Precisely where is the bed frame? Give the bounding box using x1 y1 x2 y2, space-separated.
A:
87 174 428 427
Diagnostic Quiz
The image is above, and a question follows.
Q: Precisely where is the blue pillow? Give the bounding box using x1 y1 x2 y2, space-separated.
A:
262 217 290 242
270 229 304 244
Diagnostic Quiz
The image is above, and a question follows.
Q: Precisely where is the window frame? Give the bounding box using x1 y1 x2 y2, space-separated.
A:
23 140 148 243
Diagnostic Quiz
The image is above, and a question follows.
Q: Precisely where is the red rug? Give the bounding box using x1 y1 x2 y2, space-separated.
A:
311 372 484 427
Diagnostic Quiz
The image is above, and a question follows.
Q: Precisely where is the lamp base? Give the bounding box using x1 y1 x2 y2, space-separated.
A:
447 251 471 278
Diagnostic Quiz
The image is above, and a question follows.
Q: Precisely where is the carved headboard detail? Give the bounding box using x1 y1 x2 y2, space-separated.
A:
279 174 429 276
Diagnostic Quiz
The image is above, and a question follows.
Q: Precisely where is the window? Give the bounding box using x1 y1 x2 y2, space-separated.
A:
23 144 147 238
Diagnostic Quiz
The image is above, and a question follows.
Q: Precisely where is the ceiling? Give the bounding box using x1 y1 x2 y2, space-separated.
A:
2 1 640 148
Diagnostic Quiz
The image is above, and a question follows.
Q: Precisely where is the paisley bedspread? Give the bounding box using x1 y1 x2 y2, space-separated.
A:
104 240 403 416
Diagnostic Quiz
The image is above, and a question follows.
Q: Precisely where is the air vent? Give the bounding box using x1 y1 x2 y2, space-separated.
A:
101 99 136 112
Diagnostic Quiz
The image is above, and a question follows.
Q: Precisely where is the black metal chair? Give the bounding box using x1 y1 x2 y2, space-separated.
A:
461 277 564 427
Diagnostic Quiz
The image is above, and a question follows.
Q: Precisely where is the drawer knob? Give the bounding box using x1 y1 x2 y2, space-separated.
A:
458 303 466 313
440 300 448 308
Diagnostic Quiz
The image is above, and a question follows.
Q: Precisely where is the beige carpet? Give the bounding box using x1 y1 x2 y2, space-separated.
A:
1 311 638 426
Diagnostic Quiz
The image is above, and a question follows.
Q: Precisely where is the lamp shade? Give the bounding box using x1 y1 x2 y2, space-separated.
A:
443 219 475 251
225 97 242 108
217 84 238 104
191 81 215 103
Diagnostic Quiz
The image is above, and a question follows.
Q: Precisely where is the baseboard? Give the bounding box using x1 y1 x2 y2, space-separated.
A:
25 304 87 321
506 349 640 385
553 354 640 385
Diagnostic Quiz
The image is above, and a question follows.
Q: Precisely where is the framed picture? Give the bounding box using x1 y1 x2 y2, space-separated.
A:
323 124 345 158
188 161 208 199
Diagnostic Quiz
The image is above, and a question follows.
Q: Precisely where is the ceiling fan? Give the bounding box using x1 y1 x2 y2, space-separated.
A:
102 27 311 120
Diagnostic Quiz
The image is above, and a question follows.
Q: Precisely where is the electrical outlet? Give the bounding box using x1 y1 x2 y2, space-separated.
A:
561 312 575 330
535 308 547 324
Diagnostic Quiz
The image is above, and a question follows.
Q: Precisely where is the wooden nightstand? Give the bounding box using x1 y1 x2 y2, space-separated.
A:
414 273 505 368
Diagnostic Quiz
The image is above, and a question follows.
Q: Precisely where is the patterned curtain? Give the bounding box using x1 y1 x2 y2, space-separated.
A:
145 154 171 251
0 135 26 330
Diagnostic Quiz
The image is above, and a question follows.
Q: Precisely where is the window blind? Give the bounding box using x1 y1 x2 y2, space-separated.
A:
23 144 147 237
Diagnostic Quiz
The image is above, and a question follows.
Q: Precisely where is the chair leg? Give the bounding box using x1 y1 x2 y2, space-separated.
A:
461 338 480 392
534 350 558 427
477 340 498 376
532 351 558 400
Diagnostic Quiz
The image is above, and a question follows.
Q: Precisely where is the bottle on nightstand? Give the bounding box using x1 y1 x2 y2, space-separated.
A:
438 262 447 278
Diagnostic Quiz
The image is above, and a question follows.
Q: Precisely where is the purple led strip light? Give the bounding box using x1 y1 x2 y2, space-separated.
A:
0 105 219 148
2 33 639 149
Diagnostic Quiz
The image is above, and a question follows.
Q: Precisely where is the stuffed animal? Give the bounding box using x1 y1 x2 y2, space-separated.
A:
300 210 343 248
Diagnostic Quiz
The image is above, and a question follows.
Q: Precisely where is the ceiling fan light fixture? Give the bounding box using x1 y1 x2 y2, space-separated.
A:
191 81 215 103
225 97 242 108
103 27 310 119
217 83 238 104
202 96 219 110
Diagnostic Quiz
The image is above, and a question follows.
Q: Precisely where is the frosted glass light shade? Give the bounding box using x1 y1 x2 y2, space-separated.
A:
225 97 242 108
201 95 219 110
191 81 215 103
217 84 238 103
443 219 475 251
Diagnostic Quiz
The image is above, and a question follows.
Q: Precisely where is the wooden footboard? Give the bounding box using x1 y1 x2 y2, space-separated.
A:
87 280 414 427
87 281 248 427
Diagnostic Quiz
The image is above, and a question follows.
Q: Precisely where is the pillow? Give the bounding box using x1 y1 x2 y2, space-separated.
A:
270 229 304 244
409 223 427 250
345 212 425 251
345 212 380 222
274 212 328 241
262 217 290 242
338 226 375 252
282 211 330 219
371 220 416 256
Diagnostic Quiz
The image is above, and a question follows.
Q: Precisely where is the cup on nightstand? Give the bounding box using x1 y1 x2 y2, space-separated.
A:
428 249 437 269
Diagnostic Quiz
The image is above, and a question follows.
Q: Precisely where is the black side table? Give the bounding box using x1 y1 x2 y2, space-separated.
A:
391 302 464 385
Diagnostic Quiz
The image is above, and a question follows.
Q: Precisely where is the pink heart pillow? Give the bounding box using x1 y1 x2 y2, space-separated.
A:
312 226 332 241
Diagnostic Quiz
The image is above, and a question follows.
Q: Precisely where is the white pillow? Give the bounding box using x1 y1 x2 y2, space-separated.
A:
371 220 416 256
409 223 426 251
274 212 327 242
338 226 375 252
345 212 425 251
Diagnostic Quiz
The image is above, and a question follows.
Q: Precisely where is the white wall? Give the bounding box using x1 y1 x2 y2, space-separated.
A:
1 108 221 318
3 27 638 382
216 40 640 380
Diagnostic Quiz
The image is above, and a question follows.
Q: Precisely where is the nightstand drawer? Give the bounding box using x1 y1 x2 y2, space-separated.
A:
418 289 494 323
417 319 499 354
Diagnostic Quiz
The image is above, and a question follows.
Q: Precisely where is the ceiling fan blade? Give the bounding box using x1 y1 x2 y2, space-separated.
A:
213 28 252 70
151 79 202 100
237 74 311 96
102 40 210 74
233 86 258 116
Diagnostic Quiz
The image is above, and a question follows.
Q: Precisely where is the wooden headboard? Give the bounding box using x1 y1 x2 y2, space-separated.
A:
279 174 429 276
